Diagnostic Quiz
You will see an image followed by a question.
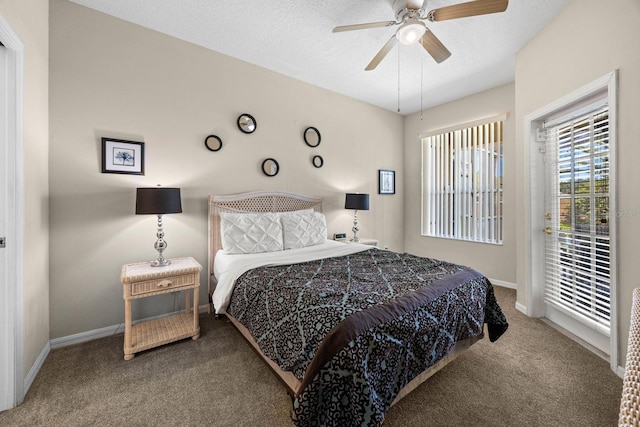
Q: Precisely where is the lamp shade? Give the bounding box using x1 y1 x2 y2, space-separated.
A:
135 187 182 215
345 193 370 211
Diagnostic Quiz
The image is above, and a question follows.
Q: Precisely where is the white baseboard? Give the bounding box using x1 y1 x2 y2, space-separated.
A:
24 341 50 396
23 305 211 398
515 302 528 315
617 365 625 379
489 278 517 290
50 304 210 350
50 323 124 349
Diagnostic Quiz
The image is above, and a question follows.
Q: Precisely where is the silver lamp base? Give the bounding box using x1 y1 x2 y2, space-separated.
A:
350 209 360 242
150 214 171 267
150 257 171 267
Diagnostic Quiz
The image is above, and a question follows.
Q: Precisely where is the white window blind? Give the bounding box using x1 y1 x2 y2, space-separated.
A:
543 105 611 336
421 118 503 244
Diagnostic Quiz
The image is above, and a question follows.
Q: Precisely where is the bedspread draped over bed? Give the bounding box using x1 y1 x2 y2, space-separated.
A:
227 248 507 427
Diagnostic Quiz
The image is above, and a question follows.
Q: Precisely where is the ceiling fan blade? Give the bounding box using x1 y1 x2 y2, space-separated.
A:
427 0 508 22
333 20 397 33
365 35 398 71
406 0 425 10
420 29 451 63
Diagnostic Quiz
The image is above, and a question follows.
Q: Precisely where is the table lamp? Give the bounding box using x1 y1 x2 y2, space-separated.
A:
345 193 370 243
135 187 182 267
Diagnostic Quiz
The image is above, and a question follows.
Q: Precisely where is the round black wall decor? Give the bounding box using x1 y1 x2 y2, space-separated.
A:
304 127 321 147
237 113 257 134
312 155 324 168
261 158 279 177
204 134 223 152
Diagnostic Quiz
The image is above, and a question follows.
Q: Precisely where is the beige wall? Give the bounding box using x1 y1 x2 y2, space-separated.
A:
0 0 50 379
21 0 639 373
48 1 404 338
403 83 516 284
515 0 640 363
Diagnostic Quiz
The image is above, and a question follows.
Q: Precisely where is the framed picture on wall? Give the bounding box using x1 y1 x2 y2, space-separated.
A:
101 138 145 175
379 169 395 195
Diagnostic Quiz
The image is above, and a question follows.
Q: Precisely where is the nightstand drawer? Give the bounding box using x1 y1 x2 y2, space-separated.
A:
131 273 197 296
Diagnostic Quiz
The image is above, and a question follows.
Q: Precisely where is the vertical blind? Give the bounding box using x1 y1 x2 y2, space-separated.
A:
422 119 503 244
543 104 611 336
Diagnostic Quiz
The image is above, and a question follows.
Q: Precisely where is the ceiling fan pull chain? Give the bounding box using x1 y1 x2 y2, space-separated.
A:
420 57 424 120
397 47 401 113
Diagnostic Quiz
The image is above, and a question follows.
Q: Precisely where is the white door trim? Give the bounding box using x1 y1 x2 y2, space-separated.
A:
0 13 25 410
523 71 618 372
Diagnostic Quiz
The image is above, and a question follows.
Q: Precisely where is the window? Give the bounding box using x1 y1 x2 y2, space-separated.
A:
421 117 504 244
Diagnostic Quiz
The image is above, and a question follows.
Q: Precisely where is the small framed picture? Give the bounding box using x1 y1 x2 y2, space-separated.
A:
379 169 395 195
101 138 145 175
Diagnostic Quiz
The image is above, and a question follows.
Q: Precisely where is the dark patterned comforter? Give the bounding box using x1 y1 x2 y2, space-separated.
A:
227 248 508 427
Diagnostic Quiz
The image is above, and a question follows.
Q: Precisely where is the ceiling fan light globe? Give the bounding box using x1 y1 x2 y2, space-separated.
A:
397 20 426 45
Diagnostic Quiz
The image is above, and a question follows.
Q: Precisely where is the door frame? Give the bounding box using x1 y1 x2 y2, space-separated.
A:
0 13 25 410
524 71 618 372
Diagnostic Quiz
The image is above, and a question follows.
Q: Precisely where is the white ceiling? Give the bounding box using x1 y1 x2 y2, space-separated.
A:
69 0 570 115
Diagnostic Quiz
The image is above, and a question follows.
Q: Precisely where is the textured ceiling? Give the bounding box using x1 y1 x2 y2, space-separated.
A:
69 0 570 115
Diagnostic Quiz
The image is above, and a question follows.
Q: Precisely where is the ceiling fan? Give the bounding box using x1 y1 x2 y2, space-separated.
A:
333 0 508 70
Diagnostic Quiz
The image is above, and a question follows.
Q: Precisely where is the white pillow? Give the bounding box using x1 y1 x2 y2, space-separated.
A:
281 211 327 250
220 212 283 254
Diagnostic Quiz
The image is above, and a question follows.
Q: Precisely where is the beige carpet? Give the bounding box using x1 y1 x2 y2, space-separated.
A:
0 287 623 426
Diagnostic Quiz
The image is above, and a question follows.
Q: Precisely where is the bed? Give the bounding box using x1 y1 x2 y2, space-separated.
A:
207 190 508 426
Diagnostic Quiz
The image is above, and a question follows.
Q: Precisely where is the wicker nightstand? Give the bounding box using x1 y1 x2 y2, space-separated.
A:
120 257 202 360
